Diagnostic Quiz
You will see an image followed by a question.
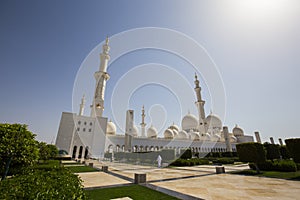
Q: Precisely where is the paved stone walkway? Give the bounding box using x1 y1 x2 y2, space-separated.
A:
76 160 300 200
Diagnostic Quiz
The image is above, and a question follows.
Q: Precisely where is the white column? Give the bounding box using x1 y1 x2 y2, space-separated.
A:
223 126 232 152
125 110 134 152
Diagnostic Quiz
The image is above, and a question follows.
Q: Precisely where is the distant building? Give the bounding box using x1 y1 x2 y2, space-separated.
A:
55 37 254 159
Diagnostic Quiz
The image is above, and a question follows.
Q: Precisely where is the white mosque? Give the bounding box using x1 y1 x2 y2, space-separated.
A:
55 37 254 159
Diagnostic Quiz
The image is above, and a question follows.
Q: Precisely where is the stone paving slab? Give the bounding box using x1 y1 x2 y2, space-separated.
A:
82 160 300 200
152 173 300 200
77 172 130 188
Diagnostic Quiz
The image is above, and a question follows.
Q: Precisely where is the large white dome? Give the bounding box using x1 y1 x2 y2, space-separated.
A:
147 125 157 138
206 113 222 130
177 130 189 139
182 113 198 131
164 128 174 139
106 120 116 135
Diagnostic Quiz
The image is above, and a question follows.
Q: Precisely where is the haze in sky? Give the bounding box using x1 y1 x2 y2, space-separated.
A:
0 0 299 144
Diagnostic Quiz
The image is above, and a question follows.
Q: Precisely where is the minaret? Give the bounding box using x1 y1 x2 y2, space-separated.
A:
91 37 111 117
194 73 206 133
79 95 86 116
140 105 146 138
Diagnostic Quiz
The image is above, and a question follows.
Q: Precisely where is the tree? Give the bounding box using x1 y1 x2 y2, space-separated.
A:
236 142 266 173
47 144 58 159
38 142 58 162
285 138 300 163
0 123 39 180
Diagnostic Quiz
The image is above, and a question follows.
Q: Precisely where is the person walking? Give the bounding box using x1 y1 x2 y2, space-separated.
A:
157 155 162 168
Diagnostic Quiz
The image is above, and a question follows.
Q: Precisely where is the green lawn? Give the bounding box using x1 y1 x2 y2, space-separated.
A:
231 169 300 180
85 185 179 200
66 166 99 173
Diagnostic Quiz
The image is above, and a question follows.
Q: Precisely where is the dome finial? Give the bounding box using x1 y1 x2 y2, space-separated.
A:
195 72 198 80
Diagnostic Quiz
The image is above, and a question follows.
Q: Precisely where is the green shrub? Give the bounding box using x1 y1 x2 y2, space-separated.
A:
249 160 297 172
285 138 300 163
0 168 86 199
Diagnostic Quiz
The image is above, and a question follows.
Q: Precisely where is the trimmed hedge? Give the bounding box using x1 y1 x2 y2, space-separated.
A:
212 158 235 164
279 145 290 160
249 160 297 172
170 158 209 166
263 143 280 160
180 149 192 159
236 142 266 164
285 138 300 163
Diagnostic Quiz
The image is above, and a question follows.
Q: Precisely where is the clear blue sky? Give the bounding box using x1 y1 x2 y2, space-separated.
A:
1 0 299 144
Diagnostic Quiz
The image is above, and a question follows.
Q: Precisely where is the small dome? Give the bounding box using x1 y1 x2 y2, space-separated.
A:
172 129 179 137
147 125 157 138
164 128 174 139
190 131 200 141
182 113 198 131
106 120 116 135
205 133 211 140
132 125 139 137
169 123 180 131
177 130 189 139
211 134 221 142
230 135 237 143
232 124 244 137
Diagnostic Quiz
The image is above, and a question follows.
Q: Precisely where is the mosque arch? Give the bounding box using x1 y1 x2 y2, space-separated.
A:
116 145 120 152
108 144 113 153
121 145 125 152
140 146 144 152
72 146 77 159
84 146 89 159
78 146 83 158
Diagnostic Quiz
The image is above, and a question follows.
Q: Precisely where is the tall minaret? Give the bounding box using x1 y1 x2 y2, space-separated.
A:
140 105 146 138
194 73 206 133
79 95 86 116
91 37 111 117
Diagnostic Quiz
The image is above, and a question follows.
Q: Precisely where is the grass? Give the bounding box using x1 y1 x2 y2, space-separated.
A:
231 169 300 181
63 162 84 165
85 185 179 200
66 166 99 173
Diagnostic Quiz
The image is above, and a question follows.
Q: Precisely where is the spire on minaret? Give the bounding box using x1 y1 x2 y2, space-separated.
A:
140 105 146 138
79 94 85 116
91 36 111 117
194 72 200 88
